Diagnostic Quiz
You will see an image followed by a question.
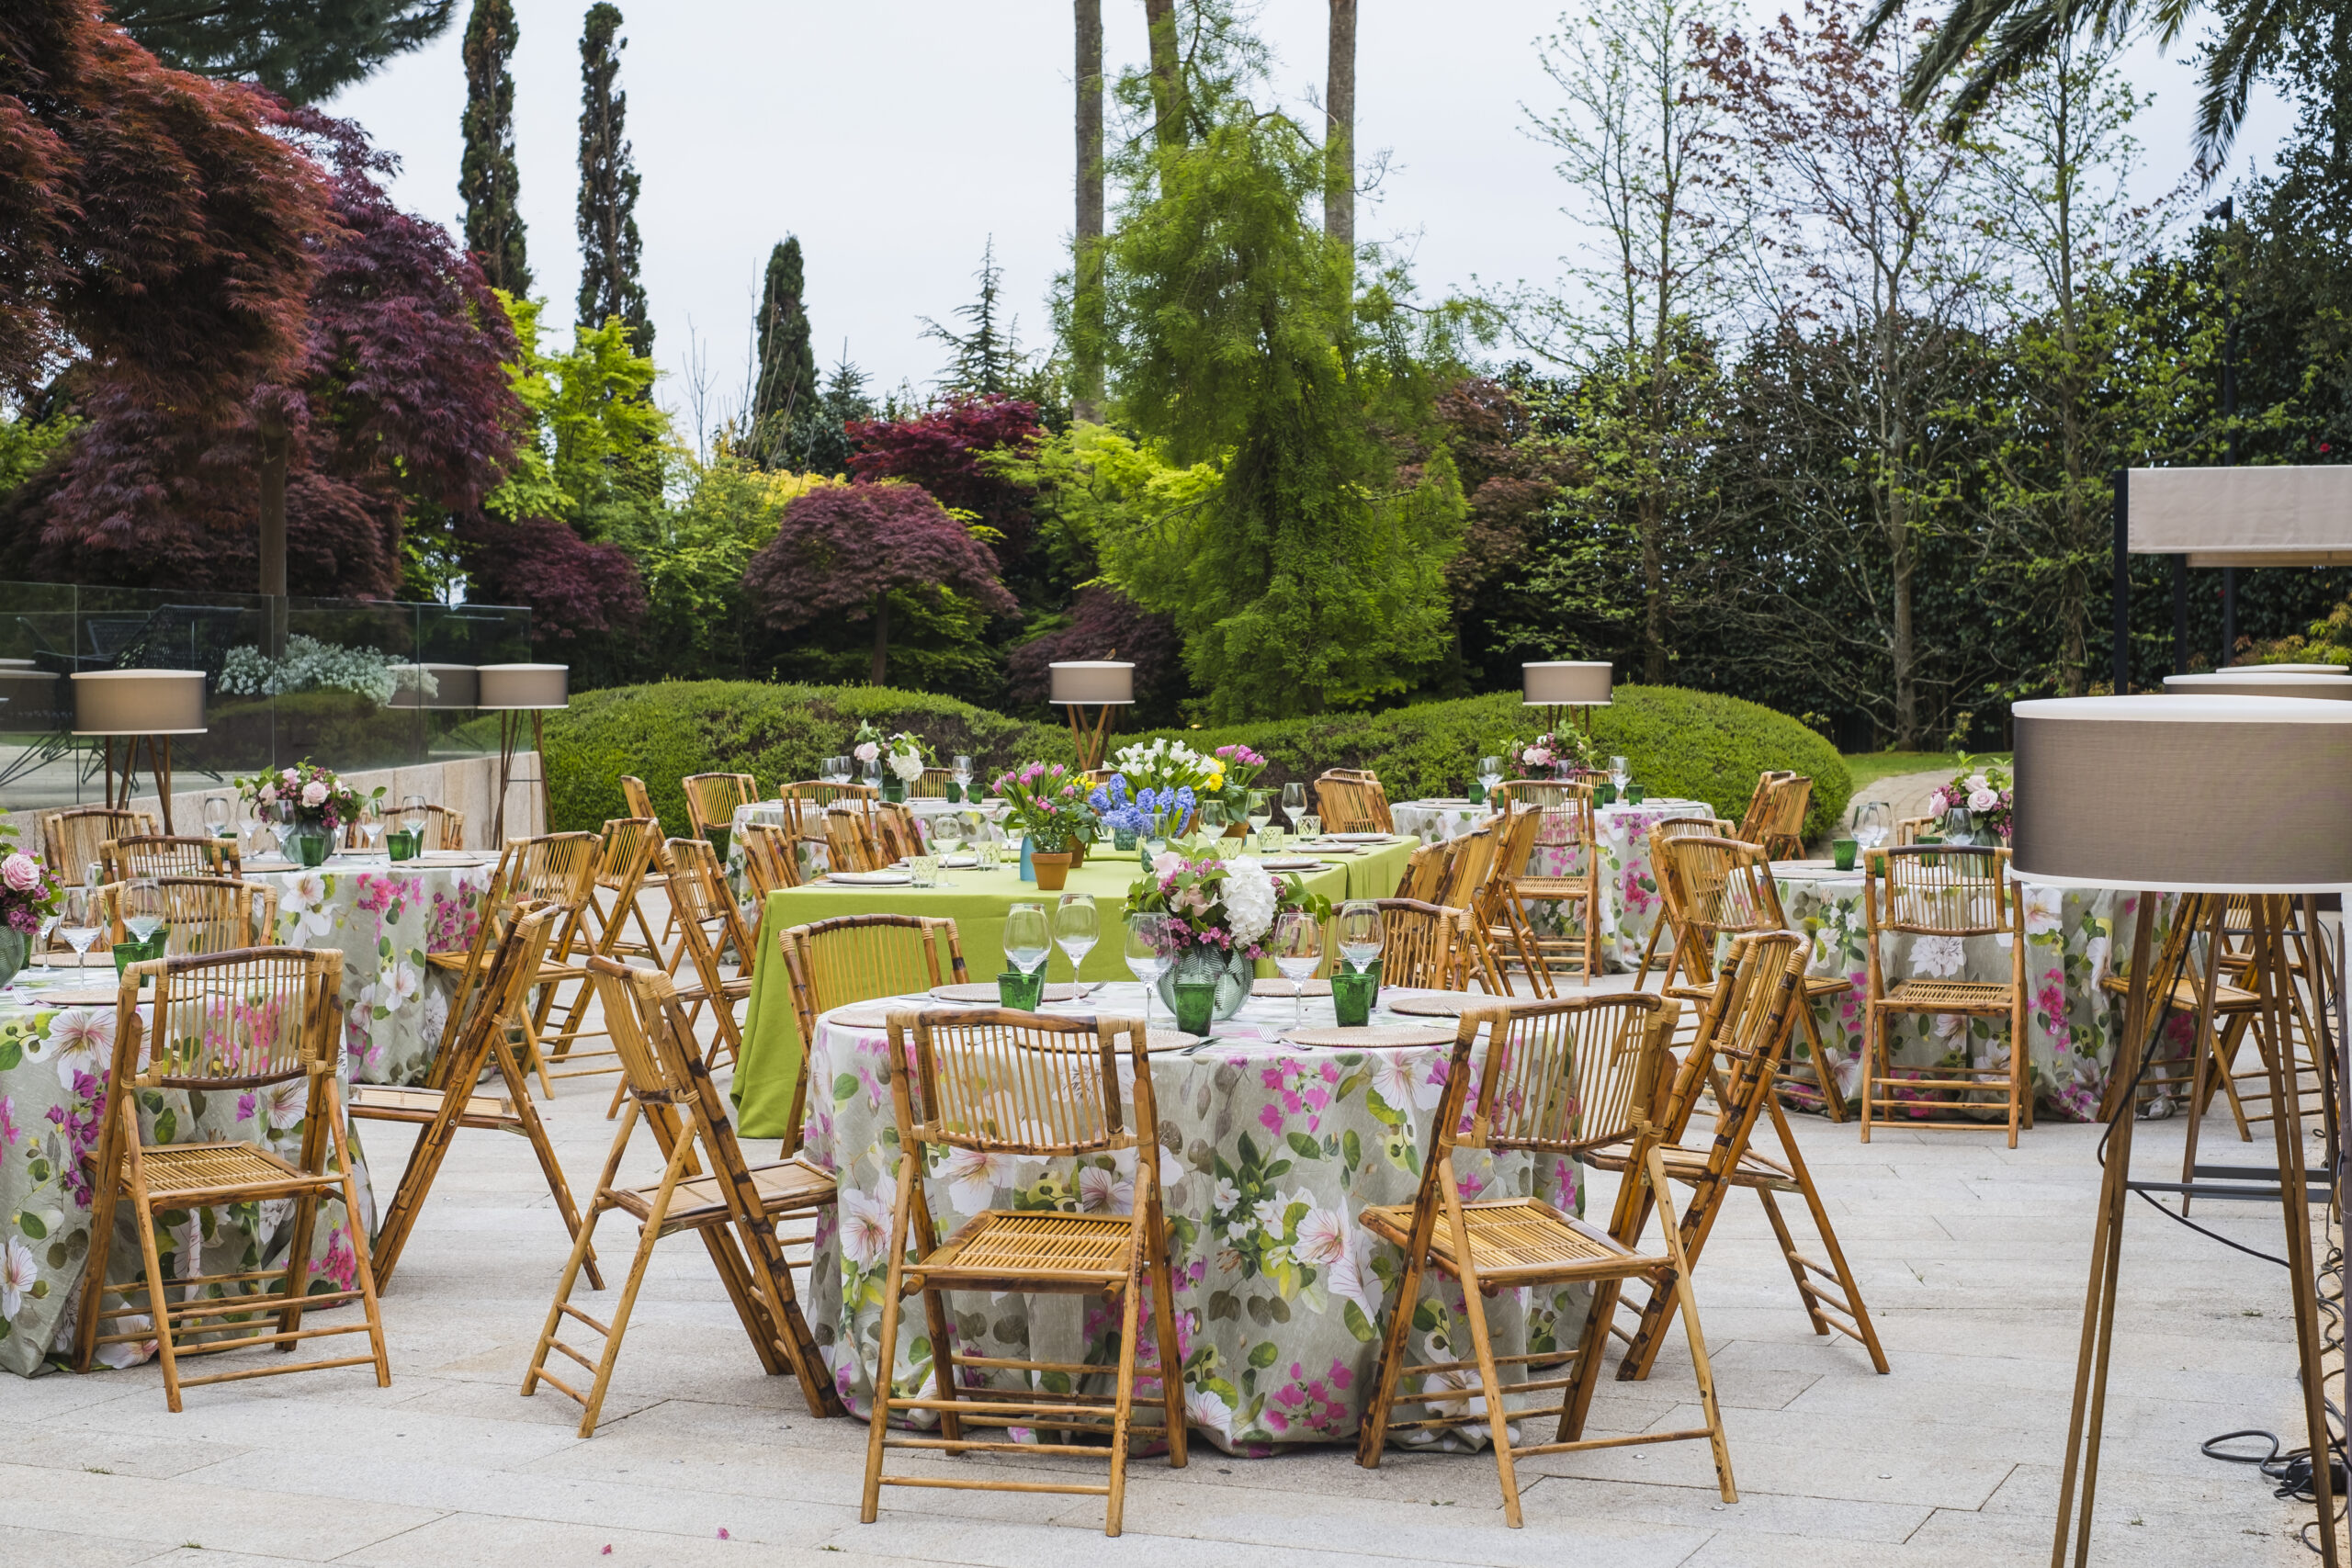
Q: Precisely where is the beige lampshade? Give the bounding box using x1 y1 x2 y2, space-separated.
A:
1523 660 1612 706
1048 660 1134 705
476 663 568 710
0 663 61 732
386 663 479 710
71 669 207 736
2012 694 2352 892
2163 671 2352 701
2226 662 2348 674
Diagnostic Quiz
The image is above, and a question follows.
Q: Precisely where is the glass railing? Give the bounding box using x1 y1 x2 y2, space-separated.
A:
0 584 532 812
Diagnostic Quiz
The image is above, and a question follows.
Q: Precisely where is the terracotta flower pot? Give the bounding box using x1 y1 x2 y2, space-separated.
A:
1069 836 1089 867
1031 852 1072 891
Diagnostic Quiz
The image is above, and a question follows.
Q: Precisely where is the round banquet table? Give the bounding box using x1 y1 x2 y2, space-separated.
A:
0 982 380 1377
1770 863 2179 1122
725 798 1012 901
237 851 496 1086
1391 796 1718 973
796 981 1588 1454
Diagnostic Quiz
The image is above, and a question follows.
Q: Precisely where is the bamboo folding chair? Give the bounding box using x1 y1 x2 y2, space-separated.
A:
875 802 925 863
1654 834 1856 1122
1860 844 2030 1146
1496 780 1603 987
1435 825 1498 908
1631 816 1736 988
824 806 886 874
663 837 755 1071
1590 931 1889 1378
384 803 464 851
783 780 879 809
526 958 842 1433
1894 815 1937 847
356 903 604 1289
540 819 663 1088
1374 897 1495 993
740 820 803 897
1756 775 1812 861
43 807 153 884
1354 990 1736 1526
74 947 390 1409
779 915 968 1149
1313 771 1383 834
103 835 240 881
1733 772 1790 848
620 775 682 953
2201 892 2336 1143
508 832 605 1094
682 773 758 840
1476 804 1554 998
105 875 277 955
860 1007 1185 1538
910 766 956 799
1396 842 1448 901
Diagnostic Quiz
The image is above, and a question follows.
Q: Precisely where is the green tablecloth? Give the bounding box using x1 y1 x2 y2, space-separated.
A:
731 839 1414 1138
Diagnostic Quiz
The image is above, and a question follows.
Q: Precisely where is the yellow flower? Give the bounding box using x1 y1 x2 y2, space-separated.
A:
1204 767 1225 790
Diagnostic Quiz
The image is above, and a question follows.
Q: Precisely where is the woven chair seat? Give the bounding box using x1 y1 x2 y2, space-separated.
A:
424 951 471 973
1359 1195 1658 1283
674 974 753 1005
909 1208 1137 1289
1513 877 1592 900
2097 972 2259 1011
1586 1139 1801 1194
133 1139 320 1199
1671 972 1850 1005
348 1084 515 1127
1879 978 2017 1012
612 1153 836 1234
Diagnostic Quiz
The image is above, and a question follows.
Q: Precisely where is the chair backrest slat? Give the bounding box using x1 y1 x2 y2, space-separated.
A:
45 807 154 883
1374 897 1476 991
104 835 239 881
682 773 757 838
888 1007 1145 1158
1865 844 2011 936
122 945 339 1089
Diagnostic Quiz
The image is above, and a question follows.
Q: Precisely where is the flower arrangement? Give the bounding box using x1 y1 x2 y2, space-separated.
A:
991 761 1094 852
1111 737 1216 797
1928 755 2014 841
882 730 929 784
1506 728 1596 778
0 823 61 936
1088 774 1152 838
235 760 382 832
1211 743 1269 791
1124 852 1330 958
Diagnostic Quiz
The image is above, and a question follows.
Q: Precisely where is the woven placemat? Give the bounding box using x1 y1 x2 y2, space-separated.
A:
29 952 108 968
928 982 1079 1004
1250 977 1332 998
1280 1024 1455 1049
1386 992 1521 1019
28 987 121 1007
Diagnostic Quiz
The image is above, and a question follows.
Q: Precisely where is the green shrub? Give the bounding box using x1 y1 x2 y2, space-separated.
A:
542 680 1849 843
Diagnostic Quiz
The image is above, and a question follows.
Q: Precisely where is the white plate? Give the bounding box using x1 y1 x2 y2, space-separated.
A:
828 870 913 886
1329 832 1393 842
1260 857 1327 873
1418 798 1476 807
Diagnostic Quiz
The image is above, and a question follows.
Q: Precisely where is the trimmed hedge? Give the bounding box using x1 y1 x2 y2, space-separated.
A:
541 681 1849 844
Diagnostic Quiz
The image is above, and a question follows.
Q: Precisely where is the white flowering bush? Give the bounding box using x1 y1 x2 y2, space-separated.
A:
1112 737 1216 796
216 636 418 706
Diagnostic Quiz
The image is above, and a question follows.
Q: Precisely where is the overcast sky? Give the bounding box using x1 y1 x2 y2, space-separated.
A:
326 2 2290 438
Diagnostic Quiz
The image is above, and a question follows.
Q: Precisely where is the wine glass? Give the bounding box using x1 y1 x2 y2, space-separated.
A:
862 755 883 788
1272 909 1322 1028
1003 901 1052 985
1337 899 1384 975
1850 800 1885 852
1246 789 1273 850
201 793 232 839
122 877 164 952
1477 756 1504 797
1125 912 1173 1027
58 887 102 960
1281 782 1307 830
952 753 973 795
270 798 297 862
1196 798 1227 849
357 797 385 854
1610 755 1631 795
1054 894 1099 994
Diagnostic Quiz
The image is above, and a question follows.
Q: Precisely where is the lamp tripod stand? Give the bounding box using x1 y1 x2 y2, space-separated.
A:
94 735 180 833
2052 891 2342 1566
492 709 549 843
1065 703 1117 773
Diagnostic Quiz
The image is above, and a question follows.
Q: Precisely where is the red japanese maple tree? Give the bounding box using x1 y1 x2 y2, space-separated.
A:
744 481 1018 687
846 394 1044 570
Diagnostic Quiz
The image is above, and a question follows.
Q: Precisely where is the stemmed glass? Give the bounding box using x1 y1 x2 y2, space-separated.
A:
952 754 973 795
1246 789 1273 851
1272 909 1323 1028
201 793 232 839
862 755 883 789
1610 755 1631 795
1196 799 1227 851
122 878 164 953
57 887 102 962
1054 894 1099 996
1281 783 1307 830
1850 801 1886 852
1477 756 1503 798
357 797 385 855
270 798 297 862
1003 902 1052 993
1337 899 1384 975
1125 912 1173 1027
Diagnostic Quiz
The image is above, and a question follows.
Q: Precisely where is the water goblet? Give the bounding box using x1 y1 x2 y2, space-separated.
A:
1610 755 1631 796
1246 789 1273 850
1125 912 1173 1027
1281 782 1306 829
201 793 232 839
1196 799 1227 849
1054 894 1100 994
1336 898 1384 975
122 877 164 952
1003 902 1052 988
400 793 428 840
952 753 973 795
270 798 298 862
1272 908 1322 1028
357 797 385 854
58 886 103 960
1477 757 1504 797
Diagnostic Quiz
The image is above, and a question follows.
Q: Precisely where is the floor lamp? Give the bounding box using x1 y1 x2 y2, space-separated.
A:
1050 660 1132 773
71 670 208 834
2017 694 2352 1568
478 664 567 843
1523 660 1611 738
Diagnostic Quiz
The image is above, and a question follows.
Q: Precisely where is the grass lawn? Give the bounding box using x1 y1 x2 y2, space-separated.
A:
1839 750 2009 789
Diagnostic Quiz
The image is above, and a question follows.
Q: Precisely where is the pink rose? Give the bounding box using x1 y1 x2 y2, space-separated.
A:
854 741 879 763
257 784 277 804
301 780 330 807
1150 852 1183 880
1 853 40 893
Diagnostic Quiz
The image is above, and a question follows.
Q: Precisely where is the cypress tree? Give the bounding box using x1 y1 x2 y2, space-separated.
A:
576 3 651 353
752 238 818 436
458 0 529 295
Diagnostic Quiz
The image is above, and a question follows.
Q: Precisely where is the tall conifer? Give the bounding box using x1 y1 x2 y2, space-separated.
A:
458 0 529 294
752 238 818 435
576 3 651 353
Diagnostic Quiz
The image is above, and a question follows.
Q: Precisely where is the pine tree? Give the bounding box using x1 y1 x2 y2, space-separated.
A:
458 0 529 295
922 239 1021 396
114 0 458 105
752 237 818 435
576 3 650 353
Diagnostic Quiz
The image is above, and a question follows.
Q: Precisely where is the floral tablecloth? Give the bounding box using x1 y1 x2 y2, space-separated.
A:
242 855 493 1087
1396 798 1715 974
1772 868 2177 1122
797 982 1589 1453
0 988 379 1376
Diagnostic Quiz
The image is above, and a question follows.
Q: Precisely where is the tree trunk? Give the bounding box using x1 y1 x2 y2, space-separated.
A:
1325 0 1355 258
869 592 890 688
1641 487 1667 682
1144 0 1182 149
257 410 289 656
1073 0 1105 423
1890 485 1917 749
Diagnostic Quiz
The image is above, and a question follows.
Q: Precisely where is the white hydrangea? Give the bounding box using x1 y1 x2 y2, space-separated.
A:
888 747 925 784
216 636 410 705
1221 857 1278 949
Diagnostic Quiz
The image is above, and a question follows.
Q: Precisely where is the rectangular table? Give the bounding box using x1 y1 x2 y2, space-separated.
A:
730 838 1415 1138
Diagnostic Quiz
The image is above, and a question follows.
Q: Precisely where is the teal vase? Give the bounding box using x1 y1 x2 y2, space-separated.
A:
1018 834 1035 883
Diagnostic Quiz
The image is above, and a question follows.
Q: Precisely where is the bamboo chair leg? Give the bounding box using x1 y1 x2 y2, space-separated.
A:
1441 1165 1523 1528
1754 1186 1830 1337
1859 1005 1881 1144
861 1168 919 1523
605 1077 631 1121
921 1280 964 1448
276 1181 321 1348
524 1158 628 1402
126 1143 183 1412
2212 1014 2256 1141
576 1143 690 1437
502 1047 606 1292
1356 1231 1429 1468
327 1103 393 1388
695 1224 786 1376
1634 912 1670 989
1104 1258 1145 1537
1767 1096 1890 1374
1649 1149 1736 1503
1556 1275 1623 1446
1795 1003 1849 1123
